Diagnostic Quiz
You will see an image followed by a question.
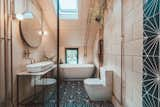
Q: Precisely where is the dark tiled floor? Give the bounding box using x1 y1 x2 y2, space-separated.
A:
59 81 114 107
22 81 113 107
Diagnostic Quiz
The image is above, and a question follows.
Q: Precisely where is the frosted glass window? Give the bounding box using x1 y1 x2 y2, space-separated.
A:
65 48 78 64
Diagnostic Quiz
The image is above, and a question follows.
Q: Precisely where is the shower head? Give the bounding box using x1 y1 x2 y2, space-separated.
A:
16 0 34 20
16 11 34 20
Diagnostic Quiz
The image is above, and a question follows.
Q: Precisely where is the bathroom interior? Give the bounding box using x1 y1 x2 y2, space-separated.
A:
0 0 159 107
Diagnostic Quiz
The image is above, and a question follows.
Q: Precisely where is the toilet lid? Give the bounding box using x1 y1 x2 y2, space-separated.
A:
84 78 102 85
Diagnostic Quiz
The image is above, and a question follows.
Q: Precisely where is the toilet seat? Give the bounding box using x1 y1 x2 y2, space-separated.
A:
84 67 113 101
84 78 102 85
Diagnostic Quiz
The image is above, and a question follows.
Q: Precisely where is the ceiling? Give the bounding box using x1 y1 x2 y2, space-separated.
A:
36 0 99 47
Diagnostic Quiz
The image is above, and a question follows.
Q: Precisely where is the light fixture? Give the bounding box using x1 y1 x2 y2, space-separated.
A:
38 30 48 36
22 11 34 19
16 14 24 20
16 0 34 20
38 10 48 36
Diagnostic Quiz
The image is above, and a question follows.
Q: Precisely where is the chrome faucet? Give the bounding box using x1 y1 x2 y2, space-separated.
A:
30 59 36 64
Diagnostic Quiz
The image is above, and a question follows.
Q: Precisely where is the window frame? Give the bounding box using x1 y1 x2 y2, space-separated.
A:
53 0 79 19
59 0 78 12
65 48 79 64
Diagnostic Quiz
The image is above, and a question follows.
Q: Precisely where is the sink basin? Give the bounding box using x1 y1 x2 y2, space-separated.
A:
26 61 54 73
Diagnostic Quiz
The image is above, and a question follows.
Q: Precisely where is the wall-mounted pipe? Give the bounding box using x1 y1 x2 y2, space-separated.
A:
4 0 9 106
10 0 14 106
0 0 14 106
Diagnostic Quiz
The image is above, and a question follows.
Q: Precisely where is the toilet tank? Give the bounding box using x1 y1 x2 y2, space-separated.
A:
100 67 113 86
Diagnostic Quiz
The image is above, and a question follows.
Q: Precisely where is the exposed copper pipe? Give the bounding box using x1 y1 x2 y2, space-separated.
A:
10 0 14 106
5 0 12 105
4 0 8 106
0 1 6 106
1 0 14 106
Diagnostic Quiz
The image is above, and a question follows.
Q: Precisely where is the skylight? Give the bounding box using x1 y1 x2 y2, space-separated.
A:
54 0 79 19
60 0 77 10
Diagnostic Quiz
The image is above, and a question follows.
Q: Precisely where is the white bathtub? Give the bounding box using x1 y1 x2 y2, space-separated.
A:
60 64 95 80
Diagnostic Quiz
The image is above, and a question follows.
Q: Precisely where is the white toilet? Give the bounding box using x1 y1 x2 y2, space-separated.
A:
84 67 112 101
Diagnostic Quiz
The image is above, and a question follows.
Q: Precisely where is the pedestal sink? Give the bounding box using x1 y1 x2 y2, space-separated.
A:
26 61 54 73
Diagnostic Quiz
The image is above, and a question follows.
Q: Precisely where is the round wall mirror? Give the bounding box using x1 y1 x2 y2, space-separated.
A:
20 17 42 48
19 12 42 48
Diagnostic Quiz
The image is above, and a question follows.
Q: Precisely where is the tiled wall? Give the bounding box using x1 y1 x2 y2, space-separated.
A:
103 0 160 107
102 0 144 107
122 0 143 107
143 0 160 106
103 0 122 106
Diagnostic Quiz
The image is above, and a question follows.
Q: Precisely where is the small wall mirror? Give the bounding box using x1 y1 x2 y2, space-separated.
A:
19 1 42 48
